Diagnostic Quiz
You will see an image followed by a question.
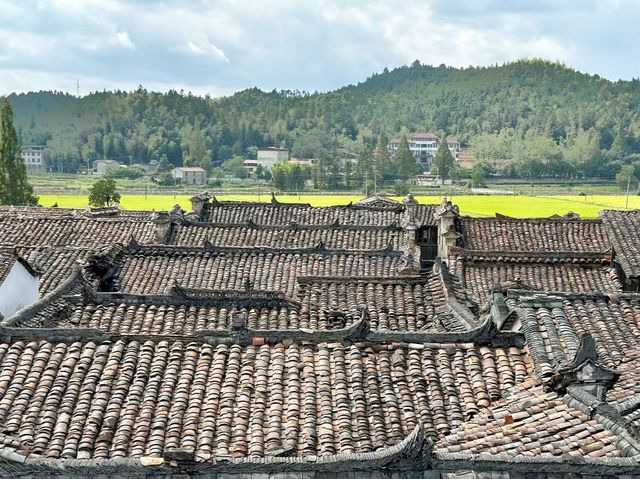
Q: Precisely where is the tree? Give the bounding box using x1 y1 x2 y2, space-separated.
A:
186 118 211 171
0 99 37 205
157 155 173 172
616 165 638 191
434 134 455 179
566 129 601 178
356 145 373 182
470 161 493 187
394 134 420 179
272 161 309 191
221 156 248 179
271 161 290 190
392 180 409 196
88 178 121 207
106 167 145 179
373 134 392 184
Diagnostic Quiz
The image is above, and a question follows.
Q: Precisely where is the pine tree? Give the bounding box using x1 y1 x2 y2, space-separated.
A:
394 134 420 180
0 99 37 205
373 134 391 183
434 134 455 179
187 118 210 171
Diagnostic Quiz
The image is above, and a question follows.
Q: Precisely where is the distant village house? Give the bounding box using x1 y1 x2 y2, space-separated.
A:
243 159 259 176
388 132 461 170
22 145 45 173
257 147 289 169
171 166 207 185
93 159 122 175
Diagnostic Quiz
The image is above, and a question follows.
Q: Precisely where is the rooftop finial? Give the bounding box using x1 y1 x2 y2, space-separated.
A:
552 334 620 400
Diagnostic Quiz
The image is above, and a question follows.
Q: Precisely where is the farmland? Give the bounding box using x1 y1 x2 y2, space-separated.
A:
36 193 640 218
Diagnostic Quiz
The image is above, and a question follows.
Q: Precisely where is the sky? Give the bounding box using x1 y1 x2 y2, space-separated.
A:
0 0 638 97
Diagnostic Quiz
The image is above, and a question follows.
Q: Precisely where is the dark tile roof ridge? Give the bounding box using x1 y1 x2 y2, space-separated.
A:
0 420 430 474
601 209 640 215
460 216 603 224
1 208 155 223
613 393 640 416
205 197 433 214
88 287 301 310
434 260 479 331
2 301 508 346
119 242 405 257
0 314 368 345
508 300 561 378
14 254 43 278
178 218 404 231
506 289 637 302
449 247 612 262
295 275 425 285
365 315 502 345
209 195 312 208
432 450 640 472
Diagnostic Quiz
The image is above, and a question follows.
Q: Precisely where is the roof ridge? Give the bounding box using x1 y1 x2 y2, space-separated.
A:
450 246 612 261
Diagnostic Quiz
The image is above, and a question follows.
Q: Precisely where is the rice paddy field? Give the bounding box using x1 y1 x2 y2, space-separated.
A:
36 193 640 218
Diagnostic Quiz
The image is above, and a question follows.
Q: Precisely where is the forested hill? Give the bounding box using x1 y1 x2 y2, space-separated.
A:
5 59 640 177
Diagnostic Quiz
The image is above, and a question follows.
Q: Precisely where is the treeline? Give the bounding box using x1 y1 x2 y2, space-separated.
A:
4 59 640 181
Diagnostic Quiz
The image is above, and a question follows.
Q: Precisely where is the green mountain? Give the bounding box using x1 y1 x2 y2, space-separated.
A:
4 59 640 179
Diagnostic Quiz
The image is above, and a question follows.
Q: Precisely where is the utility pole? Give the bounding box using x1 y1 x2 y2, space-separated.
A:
626 175 632 209
76 80 80 98
373 171 377 195
364 171 368 197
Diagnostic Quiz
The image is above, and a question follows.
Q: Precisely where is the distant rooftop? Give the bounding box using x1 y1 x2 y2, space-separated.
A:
389 132 459 144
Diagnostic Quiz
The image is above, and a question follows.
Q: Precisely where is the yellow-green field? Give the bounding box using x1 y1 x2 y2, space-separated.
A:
37 194 640 218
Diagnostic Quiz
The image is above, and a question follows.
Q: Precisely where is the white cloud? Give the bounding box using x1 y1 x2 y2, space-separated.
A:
77 31 135 52
0 0 639 96
114 31 135 50
182 39 229 63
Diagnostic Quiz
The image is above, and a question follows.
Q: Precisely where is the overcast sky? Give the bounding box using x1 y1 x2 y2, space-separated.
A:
0 0 637 97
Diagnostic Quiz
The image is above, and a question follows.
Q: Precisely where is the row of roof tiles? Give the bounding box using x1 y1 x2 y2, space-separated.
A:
0 338 529 460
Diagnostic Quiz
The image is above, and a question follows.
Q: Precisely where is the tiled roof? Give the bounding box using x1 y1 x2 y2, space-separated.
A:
505 292 640 374
7 264 480 340
3 201 640 475
606 356 640 432
601 210 640 278
0 213 156 248
0 338 529 461
0 249 18 285
450 251 621 308
168 222 409 250
87 244 409 296
200 199 436 227
435 378 624 458
16 246 94 296
0 248 40 286
459 218 608 253
296 275 466 334
608 355 640 405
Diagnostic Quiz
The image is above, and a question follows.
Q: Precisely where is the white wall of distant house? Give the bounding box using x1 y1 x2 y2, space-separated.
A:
0 262 39 319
